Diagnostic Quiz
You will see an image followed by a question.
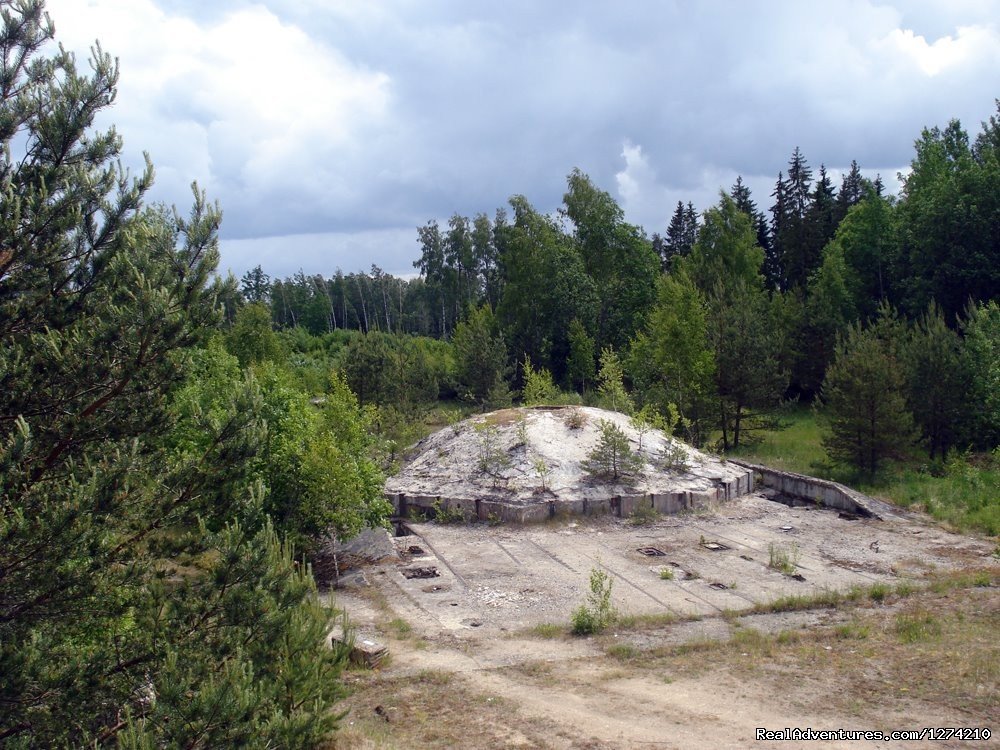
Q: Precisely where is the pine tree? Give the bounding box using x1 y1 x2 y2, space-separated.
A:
0 4 352 743
240 264 272 303
582 419 643 481
821 322 915 478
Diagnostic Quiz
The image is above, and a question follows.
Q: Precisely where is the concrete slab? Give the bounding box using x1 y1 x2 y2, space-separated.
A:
354 493 997 638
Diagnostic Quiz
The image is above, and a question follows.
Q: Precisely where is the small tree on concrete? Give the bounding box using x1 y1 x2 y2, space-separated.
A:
582 420 643 481
474 421 511 487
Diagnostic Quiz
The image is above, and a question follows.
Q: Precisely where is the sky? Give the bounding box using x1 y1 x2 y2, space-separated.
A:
47 0 1000 281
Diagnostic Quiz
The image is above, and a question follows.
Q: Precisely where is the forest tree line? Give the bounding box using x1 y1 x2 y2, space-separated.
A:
242 102 1000 470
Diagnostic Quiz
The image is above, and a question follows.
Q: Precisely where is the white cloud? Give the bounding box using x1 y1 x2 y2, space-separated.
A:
876 24 1000 75
47 0 390 231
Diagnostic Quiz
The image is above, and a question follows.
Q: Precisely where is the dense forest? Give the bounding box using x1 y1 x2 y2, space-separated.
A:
1 0 998 746
247 101 1000 466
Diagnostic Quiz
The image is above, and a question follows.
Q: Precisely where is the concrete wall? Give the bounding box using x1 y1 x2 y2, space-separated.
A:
728 459 892 519
387 461 757 524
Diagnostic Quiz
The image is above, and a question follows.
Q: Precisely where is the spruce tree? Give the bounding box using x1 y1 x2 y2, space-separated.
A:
835 159 865 223
662 200 698 270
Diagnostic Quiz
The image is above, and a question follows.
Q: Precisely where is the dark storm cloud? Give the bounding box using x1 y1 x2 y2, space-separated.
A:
48 0 1000 278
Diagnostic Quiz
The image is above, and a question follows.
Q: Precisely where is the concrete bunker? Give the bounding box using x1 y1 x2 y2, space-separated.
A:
385 406 756 523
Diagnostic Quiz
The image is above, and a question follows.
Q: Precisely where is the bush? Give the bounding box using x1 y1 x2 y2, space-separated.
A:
571 566 616 635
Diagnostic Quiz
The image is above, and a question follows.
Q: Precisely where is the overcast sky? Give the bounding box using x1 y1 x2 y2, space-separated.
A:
48 0 1000 280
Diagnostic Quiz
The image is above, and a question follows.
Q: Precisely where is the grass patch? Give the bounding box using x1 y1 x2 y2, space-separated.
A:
612 611 681 630
658 567 675 580
606 643 642 661
895 610 943 643
834 622 870 640
868 583 890 602
527 622 564 639
387 617 412 638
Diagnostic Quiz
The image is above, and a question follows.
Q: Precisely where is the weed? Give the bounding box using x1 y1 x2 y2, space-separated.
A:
894 581 917 597
514 415 529 447
474 421 511 487
431 500 466 524
659 439 690 472
532 456 551 493
565 408 587 430
413 669 453 685
752 589 842 613
775 630 801 645
768 542 799 575
658 567 675 580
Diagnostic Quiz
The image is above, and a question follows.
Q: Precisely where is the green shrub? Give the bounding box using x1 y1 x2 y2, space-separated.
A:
571 566 616 635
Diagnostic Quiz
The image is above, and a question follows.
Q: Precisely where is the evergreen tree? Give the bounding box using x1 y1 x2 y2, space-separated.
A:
903 303 971 460
0 4 351 744
662 200 698 270
807 164 838 258
582 420 643 481
778 147 816 291
835 159 865 223
821 322 915 478
240 264 272 303
765 171 788 290
452 304 509 408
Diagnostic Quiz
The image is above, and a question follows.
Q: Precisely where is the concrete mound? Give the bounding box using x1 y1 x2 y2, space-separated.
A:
385 406 754 523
